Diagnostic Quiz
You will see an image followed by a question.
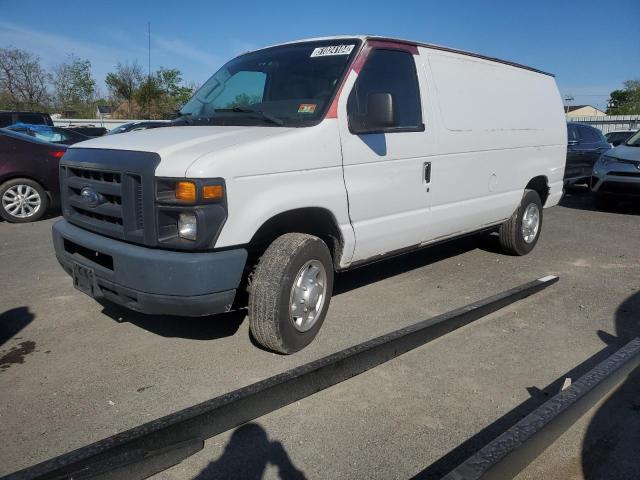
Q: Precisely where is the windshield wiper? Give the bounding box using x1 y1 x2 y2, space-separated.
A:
214 107 284 126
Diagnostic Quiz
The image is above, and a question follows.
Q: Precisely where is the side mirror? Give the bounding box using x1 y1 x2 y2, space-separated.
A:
366 92 396 130
350 92 397 133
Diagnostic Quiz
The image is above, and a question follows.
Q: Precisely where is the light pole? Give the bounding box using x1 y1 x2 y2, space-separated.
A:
564 95 574 115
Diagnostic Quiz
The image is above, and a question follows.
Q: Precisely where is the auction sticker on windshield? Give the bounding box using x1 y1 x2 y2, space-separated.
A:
310 45 355 57
298 104 317 114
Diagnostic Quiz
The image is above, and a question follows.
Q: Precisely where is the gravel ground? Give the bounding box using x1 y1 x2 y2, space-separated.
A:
0 188 639 479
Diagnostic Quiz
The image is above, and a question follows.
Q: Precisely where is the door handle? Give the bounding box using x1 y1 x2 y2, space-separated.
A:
423 162 431 184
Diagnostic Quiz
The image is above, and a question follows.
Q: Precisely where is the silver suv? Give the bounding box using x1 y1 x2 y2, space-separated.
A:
592 130 640 208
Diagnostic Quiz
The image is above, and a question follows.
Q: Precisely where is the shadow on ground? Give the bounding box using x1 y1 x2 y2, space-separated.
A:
0 306 35 347
412 290 640 480
194 423 306 480
560 185 640 215
100 303 246 341
581 291 640 480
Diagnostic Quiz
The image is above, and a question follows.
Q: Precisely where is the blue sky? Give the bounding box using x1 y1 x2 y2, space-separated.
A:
1 0 638 110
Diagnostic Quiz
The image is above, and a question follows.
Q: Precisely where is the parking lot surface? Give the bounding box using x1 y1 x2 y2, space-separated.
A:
1 190 639 479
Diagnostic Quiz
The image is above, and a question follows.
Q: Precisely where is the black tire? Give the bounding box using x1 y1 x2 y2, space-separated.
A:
249 233 334 354
0 178 49 223
499 189 543 256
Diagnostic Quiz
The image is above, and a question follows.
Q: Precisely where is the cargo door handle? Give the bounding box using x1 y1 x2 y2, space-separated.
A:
423 162 431 184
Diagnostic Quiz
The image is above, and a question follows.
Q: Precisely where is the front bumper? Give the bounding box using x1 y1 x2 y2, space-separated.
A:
52 220 247 316
591 163 640 197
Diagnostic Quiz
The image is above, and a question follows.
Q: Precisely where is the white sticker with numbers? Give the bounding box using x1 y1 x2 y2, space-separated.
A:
310 45 355 57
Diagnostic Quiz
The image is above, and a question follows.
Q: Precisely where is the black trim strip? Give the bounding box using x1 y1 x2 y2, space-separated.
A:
2 276 558 480
441 337 640 480
369 36 555 77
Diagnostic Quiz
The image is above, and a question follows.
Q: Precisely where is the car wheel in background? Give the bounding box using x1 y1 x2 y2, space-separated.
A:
0 178 49 223
498 189 543 256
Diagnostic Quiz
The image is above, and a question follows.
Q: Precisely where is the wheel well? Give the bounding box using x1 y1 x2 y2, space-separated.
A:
525 176 549 205
248 208 343 268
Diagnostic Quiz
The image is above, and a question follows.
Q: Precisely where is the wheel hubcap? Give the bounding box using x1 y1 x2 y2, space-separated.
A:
289 259 327 332
521 203 540 244
2 185 41 218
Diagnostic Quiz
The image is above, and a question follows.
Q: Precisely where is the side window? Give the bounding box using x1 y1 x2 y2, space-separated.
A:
348 49 422 132
577 125 601 143
0 113 12 128
17 113 46 125
567 124 579 142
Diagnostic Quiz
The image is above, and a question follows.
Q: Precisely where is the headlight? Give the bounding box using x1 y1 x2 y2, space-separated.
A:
178 212 198 240
600 155 615 166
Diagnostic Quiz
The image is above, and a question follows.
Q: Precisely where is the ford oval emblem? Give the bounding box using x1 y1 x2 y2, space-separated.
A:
80 186 101 207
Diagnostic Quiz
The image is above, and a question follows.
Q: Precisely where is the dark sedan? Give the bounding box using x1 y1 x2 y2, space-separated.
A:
0 128 66 222
565 122 611 185
6 123 89 145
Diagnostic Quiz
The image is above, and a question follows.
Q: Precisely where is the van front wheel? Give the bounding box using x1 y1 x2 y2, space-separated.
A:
499 189 543 256
249 233 334 354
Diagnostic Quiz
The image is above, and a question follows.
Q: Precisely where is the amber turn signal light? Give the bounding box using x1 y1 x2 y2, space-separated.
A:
175 181 197 201
203 185 224 200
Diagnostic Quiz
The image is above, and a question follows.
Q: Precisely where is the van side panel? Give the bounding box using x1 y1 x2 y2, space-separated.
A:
420 47 566 241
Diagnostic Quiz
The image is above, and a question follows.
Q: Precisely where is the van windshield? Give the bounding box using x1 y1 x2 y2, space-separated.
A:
177 39 360 127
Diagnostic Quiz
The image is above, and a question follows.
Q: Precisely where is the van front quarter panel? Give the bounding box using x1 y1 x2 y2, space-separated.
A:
185 120 356 267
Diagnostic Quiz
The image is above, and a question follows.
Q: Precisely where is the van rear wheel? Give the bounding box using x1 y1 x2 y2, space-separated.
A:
249 233 334 354
498 189 543 256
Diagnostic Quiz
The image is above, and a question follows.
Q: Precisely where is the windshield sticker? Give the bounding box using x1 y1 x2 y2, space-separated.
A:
310 45 355 57
298 103 317 114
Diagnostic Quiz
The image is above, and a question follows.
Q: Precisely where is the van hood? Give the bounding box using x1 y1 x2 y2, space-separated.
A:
71 125 290 176
608 144 640 162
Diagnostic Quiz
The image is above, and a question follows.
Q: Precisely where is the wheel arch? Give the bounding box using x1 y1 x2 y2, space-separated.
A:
248 207 344 269
525 175 550 206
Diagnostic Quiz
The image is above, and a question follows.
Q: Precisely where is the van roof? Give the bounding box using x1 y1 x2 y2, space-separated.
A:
259 35 554 78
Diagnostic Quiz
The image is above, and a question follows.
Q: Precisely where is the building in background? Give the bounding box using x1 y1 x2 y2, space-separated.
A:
565 105 606 117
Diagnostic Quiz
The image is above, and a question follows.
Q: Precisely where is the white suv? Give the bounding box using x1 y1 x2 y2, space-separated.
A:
52 36 566 353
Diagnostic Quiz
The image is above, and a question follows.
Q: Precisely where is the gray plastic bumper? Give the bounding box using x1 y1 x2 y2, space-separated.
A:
52 219 247 317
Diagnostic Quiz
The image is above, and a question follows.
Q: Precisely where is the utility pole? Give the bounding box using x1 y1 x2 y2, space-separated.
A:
147 21 151 119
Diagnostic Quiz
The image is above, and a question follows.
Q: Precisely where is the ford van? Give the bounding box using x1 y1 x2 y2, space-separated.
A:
52 36 566 353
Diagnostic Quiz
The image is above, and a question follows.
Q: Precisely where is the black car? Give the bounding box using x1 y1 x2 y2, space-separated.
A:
565 123 611 185
107 121 169 135
0 128 66 222
0 111 54 128
6 123 89 145
604 130 637 147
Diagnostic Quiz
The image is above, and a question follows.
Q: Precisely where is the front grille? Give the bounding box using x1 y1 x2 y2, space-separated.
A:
609 171 640 178
63 165 126 236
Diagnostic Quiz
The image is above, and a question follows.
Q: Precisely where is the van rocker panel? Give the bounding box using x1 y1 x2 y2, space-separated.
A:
52 219 247 316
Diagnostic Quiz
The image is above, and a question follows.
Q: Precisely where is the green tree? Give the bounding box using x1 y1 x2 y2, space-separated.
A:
52 55 96 116
0 47 50 110
105 61 144 118
607 80 640 115
134 67 195 119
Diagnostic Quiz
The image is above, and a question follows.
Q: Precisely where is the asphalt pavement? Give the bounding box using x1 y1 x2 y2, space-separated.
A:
0 189 639 479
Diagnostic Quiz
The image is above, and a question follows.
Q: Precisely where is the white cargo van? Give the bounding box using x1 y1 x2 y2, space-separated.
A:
52 36 566 353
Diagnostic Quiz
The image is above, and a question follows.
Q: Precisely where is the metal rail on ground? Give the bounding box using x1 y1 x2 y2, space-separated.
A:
2 276 559 480
442 337 640 480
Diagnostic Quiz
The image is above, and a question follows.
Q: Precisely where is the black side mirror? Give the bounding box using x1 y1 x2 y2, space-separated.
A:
350 92 397 133
367 92 396 130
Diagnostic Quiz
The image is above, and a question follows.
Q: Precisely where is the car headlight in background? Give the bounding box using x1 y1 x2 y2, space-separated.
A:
178 212 198 240
600 155 615 166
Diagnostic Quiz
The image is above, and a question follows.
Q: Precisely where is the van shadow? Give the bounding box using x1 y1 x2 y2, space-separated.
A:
100 233 490 340
358 133 387 156
581 291 640 480
0 307 35 347
334 233 488 296
194 422 306 480
560 185 640 215
99 302 245 341
412 291 640 479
